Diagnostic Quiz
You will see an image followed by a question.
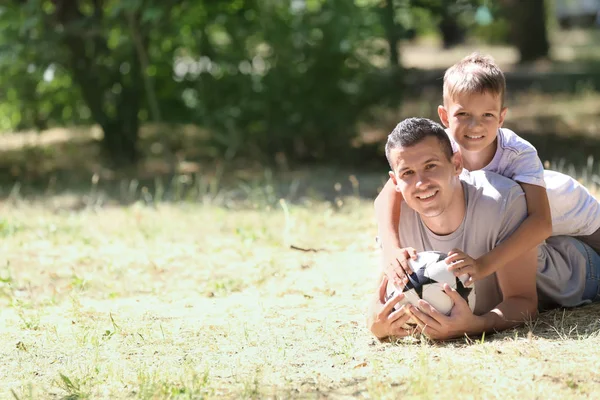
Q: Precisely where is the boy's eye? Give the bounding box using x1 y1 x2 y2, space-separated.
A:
456 112 468 117
484 113 495 117
401 170 414 177
425 164 436 170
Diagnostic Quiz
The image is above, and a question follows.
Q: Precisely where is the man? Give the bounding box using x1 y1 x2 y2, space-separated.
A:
368 117 600 340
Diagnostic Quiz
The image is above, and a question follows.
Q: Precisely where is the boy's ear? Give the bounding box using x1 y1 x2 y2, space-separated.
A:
438 105 450 127
499 107 508 127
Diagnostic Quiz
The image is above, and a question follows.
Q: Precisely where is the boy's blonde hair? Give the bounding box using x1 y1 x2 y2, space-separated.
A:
443 52 506 108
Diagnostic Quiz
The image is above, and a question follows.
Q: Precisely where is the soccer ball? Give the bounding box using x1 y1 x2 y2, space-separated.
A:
385 251 476 316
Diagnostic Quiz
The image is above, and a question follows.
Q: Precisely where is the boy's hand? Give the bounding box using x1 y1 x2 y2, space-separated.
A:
445 249 492 286
382 246 418 290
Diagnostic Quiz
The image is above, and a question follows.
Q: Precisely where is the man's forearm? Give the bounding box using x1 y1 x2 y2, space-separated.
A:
476 296 538 335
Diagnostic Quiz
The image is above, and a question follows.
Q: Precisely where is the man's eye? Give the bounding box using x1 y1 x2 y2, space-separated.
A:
425 164 436 170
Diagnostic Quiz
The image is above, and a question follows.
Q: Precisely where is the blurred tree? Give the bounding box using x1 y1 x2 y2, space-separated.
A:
178 0 394 161
0 0 402 166
0 0 181 166
502 0 549 62
381 0 401 66
410 0 477 48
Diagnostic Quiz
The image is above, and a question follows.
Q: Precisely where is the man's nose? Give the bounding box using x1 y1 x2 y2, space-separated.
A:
415 172 429 187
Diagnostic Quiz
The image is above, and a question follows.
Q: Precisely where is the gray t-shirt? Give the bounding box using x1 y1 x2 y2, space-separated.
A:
399 170 590 314
536 236 589 310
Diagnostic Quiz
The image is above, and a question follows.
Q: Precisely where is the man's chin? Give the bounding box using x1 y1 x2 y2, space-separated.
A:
418 207 444 218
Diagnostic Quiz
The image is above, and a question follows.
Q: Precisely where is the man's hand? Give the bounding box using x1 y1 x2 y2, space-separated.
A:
368 275 415 340
445 249 493 286
407 283 483 340
382 246 418 290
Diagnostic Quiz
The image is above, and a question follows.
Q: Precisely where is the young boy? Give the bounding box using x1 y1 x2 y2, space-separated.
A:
376 53 600 289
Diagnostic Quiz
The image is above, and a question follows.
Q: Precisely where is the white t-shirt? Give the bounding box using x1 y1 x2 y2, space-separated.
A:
450 127 600 236
399 170 591 313
480 127 546 187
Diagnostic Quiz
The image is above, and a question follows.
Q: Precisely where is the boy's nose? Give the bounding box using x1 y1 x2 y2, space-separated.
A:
469 117 483 127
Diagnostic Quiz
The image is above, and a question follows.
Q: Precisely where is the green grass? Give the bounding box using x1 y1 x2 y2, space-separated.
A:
1 171 600 399
2 38 600 395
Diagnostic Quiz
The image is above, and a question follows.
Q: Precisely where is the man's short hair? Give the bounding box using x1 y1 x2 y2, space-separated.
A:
385 117 454 169
443 52 506 107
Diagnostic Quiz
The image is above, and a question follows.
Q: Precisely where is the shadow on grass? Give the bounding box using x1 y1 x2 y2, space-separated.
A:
469 302 600 344
0 128 391 208
527 302 600 340
405 59 600 98
1 83 600 208
379 302 600 347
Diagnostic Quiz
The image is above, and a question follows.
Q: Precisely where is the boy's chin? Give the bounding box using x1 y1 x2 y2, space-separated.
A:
457 139 494 151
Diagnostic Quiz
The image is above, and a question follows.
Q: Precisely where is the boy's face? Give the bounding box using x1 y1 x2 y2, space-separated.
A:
437 91 507 154
389 136 462 219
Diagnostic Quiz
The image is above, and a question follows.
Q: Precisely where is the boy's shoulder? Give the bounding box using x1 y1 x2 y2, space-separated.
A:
461 169 523 198
497 128 537 154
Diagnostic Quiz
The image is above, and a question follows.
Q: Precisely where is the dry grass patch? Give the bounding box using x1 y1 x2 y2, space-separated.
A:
0 194 599 399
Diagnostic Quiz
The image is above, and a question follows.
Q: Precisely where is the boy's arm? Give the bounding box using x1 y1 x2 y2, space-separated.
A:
374 178 402 249
374 178 416 281
409 247 538 339
448 183 552 282
470 183 552 280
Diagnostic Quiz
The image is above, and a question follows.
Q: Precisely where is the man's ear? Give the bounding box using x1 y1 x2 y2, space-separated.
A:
438 105 450 128
388 171 400 191
451 152 463 175
499 107 508 127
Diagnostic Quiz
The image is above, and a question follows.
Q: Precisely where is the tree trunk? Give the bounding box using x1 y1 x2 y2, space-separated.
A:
382 0 400 67
54 0 142 167
101 40 143 166
506 0 549 62
100 121 139 167
438 14 465 49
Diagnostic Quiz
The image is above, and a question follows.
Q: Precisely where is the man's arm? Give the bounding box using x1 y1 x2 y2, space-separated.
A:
409 246 538 339
454 183 552 282
476 247 538 334
366 273 414 340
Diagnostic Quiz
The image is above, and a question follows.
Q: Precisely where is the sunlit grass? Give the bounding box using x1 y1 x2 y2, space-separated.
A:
1 167 599 399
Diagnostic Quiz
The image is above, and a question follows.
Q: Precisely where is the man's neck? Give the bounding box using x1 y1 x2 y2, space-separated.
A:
421 181 466 236
461 137 498 171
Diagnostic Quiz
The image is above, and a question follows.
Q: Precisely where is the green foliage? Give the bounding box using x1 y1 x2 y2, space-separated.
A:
0 0 532 165
0 0 405 164
182 0 395 161
470 18 511 45
0 2 79 130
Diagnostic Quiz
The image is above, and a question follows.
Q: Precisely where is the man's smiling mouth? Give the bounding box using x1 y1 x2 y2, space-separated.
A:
416 190 438 200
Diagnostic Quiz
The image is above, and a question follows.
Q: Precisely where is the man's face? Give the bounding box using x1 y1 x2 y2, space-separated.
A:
438 91 507 153
389 136 462 219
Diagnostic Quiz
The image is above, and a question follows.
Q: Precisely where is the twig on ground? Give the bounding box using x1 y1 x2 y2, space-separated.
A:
290 245 328 253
